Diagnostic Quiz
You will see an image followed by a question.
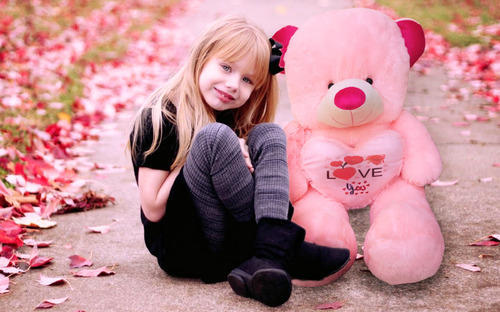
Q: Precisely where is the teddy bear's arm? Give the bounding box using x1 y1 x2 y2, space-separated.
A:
392 111 442 186
284 120 309 203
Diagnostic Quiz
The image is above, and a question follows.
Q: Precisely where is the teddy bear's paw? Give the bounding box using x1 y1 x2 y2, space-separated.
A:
364 203 444 285
401 157 442 186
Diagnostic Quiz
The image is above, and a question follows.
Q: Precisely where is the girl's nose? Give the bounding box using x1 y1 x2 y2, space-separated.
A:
334 87 366 110
225 74 240 90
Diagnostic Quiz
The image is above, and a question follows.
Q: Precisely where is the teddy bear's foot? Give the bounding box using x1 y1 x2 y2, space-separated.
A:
363 179 444 285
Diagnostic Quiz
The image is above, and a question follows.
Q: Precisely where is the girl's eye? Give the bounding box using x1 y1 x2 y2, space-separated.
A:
243 77 253 84
221 64 231 72
366 78 373 84
328 82 334 89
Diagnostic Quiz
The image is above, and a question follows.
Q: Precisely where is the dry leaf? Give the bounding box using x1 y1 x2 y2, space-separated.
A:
0 274 9 294
479 254 494 259
0 266 26 274
41 198 60 218
24 238 53 248
38 274 68 286
55 190 115 214
479 177 493 183
315 301 344 310
35 296 69 309
86 221 115 234
71 266 115 277
68 254 93 268
13 213 57 229
430 180 459 186
456 263 481 272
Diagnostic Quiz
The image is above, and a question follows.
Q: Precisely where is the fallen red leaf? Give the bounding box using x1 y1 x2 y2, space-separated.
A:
469 234 500 246
315 301 344 310
30 255 54 268
38 274 68 286
35 296 69 309
24 238 53 248
470 241 499 246
55 191 115 214
68 254 93 268
0 220 24 236
0 229 24 248
71 266 115 277
0 208 13 219
41 198 60 218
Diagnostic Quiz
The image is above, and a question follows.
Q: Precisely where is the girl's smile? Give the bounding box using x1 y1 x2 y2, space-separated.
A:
214 87 235 103
199 56 256 111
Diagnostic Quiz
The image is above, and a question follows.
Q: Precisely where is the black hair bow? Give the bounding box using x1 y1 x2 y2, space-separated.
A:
269 38 284 75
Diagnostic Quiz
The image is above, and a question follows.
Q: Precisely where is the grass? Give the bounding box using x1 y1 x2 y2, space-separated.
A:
376 0 500 47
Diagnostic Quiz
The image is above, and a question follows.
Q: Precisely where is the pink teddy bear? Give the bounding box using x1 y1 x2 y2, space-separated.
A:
274 8 444 286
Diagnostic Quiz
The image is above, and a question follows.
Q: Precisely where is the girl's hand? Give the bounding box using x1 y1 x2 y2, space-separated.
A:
239 138 254 173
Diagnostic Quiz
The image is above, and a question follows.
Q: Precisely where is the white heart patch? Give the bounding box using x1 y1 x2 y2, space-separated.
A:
301 130 404 209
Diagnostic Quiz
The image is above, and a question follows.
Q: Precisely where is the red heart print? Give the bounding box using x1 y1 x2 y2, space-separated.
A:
344 156 363 165
366 154 385 165
330 161 343 167
333 167 356 180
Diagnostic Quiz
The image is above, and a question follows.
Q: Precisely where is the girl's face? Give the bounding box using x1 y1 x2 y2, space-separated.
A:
199 55 256 111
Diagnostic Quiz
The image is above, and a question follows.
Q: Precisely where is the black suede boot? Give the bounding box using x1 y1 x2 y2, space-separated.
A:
288 242 350 281
227 218 305 307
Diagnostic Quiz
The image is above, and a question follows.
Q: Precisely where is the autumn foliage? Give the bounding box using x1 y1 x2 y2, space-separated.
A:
0 0 187 300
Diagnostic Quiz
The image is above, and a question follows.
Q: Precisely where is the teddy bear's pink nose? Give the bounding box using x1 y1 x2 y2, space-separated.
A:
334 87 366 110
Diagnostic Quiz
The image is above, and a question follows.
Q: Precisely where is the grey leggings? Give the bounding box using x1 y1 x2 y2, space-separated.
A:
183 123 289 254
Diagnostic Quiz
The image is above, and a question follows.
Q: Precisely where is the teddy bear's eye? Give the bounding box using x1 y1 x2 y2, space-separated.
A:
366 78 373 85
328 82 334 89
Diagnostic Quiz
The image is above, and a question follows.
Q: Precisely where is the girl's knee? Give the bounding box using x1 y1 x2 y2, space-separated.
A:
195 122 236 141
195 123 237 147
248 123 286 147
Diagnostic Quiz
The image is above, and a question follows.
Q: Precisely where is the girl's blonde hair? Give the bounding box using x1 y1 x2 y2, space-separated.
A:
130 15 278 170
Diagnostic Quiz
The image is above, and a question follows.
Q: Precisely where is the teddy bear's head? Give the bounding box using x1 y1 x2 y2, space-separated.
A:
275 8 425 130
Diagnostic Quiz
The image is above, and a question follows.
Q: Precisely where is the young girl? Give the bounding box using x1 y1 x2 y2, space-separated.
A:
129 16 350 307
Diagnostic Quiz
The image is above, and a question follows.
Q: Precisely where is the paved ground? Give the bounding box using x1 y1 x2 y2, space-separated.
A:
2 0 499 311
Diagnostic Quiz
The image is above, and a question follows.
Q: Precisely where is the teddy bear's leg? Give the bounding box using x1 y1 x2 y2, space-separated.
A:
364 178 444 285
291 190 357 286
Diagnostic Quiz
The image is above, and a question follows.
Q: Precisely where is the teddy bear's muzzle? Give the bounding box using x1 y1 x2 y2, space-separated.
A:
317 79 383 128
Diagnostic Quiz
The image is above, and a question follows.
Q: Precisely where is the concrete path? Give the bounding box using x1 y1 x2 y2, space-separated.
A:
2 0 499 311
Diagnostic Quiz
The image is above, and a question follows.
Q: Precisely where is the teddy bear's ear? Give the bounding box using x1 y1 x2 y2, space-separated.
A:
396 18 425 67
271 25 298 70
